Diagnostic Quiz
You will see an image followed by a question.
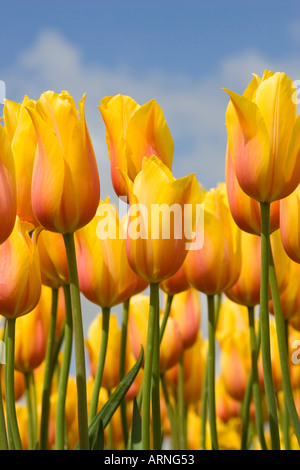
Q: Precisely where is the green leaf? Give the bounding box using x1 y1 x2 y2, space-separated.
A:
74 346 144 450
91 418 104 450
130 397 142 450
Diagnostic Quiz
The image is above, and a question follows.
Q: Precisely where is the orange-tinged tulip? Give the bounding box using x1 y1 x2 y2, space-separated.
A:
269 258 300 320
37 230 69 288
186 184 241 295
215 376 241 423
182 332 206 404
0 217 41 319
216 297 249 340
26 90 100 234
85 313 126 391
0 121 17 244
3 96 39 226
225 146 280 235
159 258 190 296
1 362 25 402
75 198 147 308
218 329 251 402
99 94 174 198
280 185 300 264
169 288 201 349
128 294 183 373
225 230 261 307
122 155 203 284
224 70 300 203
14 285 65 372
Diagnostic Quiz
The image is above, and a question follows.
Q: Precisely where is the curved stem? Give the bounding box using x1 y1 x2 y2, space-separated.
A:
119 298 130 448
5 318 22 450
40 287 58 450
142 282 159 450
207 294 218 450
260 202 280 450
245 306 267 450
55 284 73 450
159 294 173 341
25 371 37 449
63 232 89 450
89 307 111 423
200 356 208 450
269 246 300 447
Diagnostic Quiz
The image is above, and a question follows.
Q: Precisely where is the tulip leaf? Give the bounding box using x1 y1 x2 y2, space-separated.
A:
74 346 144 450
91 418 104 451
130 397 142 450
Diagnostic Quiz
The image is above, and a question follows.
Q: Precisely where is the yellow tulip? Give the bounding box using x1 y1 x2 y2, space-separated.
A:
224 70 300 203
3 96 39 226
0 121 17 244
122 155 203 284
99 94 174 198
26 90 100 234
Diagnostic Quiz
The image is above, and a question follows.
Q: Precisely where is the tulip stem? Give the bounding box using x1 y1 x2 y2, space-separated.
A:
152 291 161 449
89 307 111 423
207 294 218 450
5 318 22 450
119 298 130 448
160 294 173 341
142 282 159 450
0 322 8 450
260 202 280 450
269 246 300 447
246 306 267 450
40 287 58 450
63 232 89 450
25 371 37 449
178 352 187 449
56 284 73 450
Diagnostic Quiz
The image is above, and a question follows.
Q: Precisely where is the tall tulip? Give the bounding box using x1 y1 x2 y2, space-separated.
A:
26 90 100 450
121 155 202 449
99 94 174 199
224 70 300 449
0 122 17 245
3 96 38 226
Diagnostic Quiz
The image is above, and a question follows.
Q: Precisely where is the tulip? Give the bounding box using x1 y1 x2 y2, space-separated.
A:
3 96 39 226
75 197 147 309
225 230 261 307
99 94 174 198
26 90 100 449
37 230 69 288
0 121 17 245
225 146 280 235
26 90 100 234
159 258 190 296
186 183 241 296
224 70 300 204
280 185 300 264
169 288 201 349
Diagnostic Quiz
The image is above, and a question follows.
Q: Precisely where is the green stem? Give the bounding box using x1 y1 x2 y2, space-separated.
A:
207 294 218 450
119 298 130 448
178 352 187 449
200 355 208 450
63 232 89 450
89 307 111 423
25 371 37 449
260 202 280 450
5 318 22 450
40 287 58 450
55 284 73 450
0 322 8 450
269 246 300 447
160 374 179 449
142 282 159 450
151 291 161 450
246 305 268 450
159 294 173 341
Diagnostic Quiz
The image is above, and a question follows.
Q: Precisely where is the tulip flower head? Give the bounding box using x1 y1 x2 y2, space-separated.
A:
26 90 100 234
121 155 203 284
99 94 174 198
224 70 300 203
0 121 17 244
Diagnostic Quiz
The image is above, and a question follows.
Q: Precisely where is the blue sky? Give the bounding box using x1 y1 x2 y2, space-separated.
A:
1 0 300 341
